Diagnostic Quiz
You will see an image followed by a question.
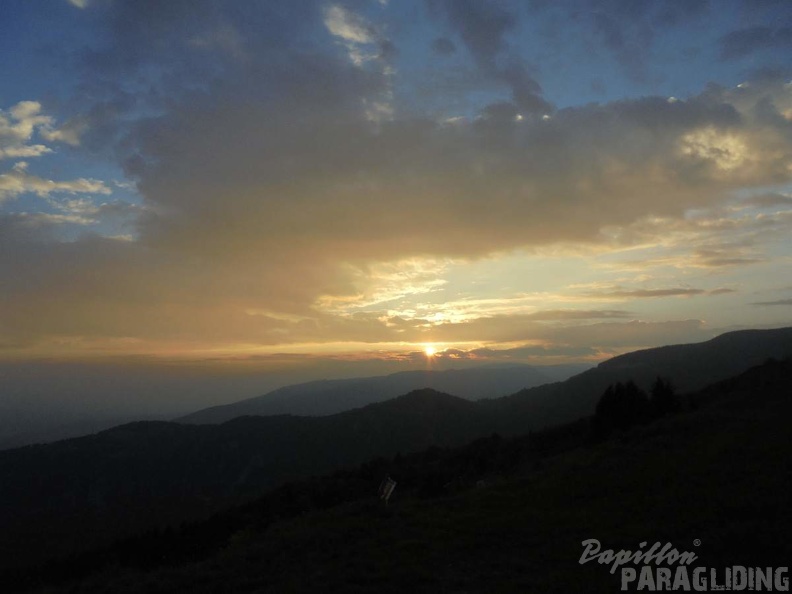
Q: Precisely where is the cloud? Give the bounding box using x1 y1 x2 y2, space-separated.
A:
0 161 111 204
593 193 792 275
527 0 710 83
692 247 765 268
431 37 456 55
324 5 377 44
2 2 792 358
719 26 792 61
317 258 450 313
40 116 89 147
422 318 711 353
427 0 515 63
1 100 88 157
0 145 51 160
573 285 737 300
590 10 651 83
428 0 551 114
323 3 395 75
3 212 96 228
538 319 710 349
752 298 792 306
585 287 707 299
188 23 247 60
741 193 792 209
440 343 599 362
128 78 790 274
0 101 53 161
5 71 791 351
520 309 633 320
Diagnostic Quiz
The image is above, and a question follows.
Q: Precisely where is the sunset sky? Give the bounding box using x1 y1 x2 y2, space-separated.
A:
1 0 792 418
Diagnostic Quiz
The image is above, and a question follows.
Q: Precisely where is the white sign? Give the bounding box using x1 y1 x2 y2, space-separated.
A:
379 477 396 504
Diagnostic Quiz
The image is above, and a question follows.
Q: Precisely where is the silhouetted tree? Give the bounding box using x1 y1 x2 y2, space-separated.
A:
650 376 680 417
619 381 650 428
592 380 650 439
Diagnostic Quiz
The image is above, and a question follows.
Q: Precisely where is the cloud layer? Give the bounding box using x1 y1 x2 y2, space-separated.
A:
2 0 792 364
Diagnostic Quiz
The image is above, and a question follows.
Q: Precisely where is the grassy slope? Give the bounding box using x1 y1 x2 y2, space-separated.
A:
40 361 791 593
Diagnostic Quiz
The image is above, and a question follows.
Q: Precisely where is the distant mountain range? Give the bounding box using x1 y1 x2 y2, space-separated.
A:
0 412 166 452
0 364 587 451
1 327 791 574
178 363 589 424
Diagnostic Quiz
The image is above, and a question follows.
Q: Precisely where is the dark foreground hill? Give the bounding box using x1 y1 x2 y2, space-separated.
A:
10 358 792 593
0 389 494 572
178 364 588 423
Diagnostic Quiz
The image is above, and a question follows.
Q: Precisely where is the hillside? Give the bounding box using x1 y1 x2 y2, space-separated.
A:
0 389 500 572
485 326 792 431
1 327 791 575
10 358 792 593
178 364 587 424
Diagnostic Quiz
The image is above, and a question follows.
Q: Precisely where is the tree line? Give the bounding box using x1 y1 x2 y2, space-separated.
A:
592 377 681 440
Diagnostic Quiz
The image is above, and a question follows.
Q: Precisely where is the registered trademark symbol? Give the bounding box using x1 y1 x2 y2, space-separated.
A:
693 539 701 547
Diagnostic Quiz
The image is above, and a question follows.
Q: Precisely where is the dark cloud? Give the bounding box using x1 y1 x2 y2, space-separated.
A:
544 319 709 349
752 298 792 306
719 26 792 61
67 0 329 155
741 193 792 209
134 80 747 258
694 248 765 268
589 288 706 298
527 0 710 83
747 65 792 83
581 286 737 299
3 71 789 349
427 0 516 63
522 310 633 320
590 11 651 83
431 36 456 55
427 0 552 114
468 344 598 359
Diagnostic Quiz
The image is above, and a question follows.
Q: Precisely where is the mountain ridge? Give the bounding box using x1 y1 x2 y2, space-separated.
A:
8 357 792 593
177 363 588 424
2 326 792 576
484 326 792 431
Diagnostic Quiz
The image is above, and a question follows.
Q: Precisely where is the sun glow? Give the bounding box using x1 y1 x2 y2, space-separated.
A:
423 344 437 357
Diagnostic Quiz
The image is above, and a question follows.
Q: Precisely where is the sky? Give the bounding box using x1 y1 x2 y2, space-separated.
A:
1 0 792 422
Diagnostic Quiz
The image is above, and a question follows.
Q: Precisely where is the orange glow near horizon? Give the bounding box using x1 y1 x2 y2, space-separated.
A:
0 336 616 368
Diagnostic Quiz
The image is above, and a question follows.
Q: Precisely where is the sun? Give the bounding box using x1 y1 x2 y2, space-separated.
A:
423 345 437 357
